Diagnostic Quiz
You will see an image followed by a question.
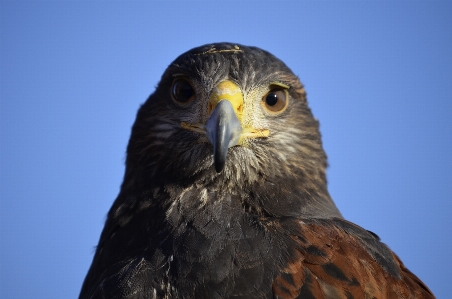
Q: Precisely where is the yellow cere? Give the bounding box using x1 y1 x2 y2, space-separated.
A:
181 80 271 142
209 81 244 121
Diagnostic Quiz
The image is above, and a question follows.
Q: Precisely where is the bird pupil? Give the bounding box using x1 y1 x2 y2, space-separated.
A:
182 85 193 97
266 93 278 106
176 81 194 102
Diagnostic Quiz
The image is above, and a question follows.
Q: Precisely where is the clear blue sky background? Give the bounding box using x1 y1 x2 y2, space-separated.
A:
1 1 451 298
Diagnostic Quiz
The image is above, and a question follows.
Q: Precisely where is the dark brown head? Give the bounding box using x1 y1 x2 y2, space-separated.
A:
122 43 341 218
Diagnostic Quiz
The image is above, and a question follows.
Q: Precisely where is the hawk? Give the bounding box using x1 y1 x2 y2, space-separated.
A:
80 43 434 298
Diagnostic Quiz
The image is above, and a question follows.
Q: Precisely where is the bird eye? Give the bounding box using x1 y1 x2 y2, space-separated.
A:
171 78 195 104
261 88 288 114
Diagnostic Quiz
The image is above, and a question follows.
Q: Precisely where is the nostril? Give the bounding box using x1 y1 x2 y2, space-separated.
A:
208 102 213 114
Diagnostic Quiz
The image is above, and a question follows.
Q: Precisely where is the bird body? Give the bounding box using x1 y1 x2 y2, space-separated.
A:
80 43 434 298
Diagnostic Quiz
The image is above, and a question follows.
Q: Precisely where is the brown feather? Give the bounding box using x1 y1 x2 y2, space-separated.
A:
272 219 434 299
80 43 435 299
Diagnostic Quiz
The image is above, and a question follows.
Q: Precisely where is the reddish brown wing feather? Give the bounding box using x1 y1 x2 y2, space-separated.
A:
272 219 435 299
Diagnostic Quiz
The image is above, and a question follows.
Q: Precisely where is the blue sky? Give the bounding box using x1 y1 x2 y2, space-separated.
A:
1 1 451 298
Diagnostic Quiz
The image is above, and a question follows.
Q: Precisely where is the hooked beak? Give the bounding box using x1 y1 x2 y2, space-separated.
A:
180 80 269 173
205 100 242 173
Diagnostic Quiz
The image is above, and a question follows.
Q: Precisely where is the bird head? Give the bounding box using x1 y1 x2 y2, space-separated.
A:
122 43 339 217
